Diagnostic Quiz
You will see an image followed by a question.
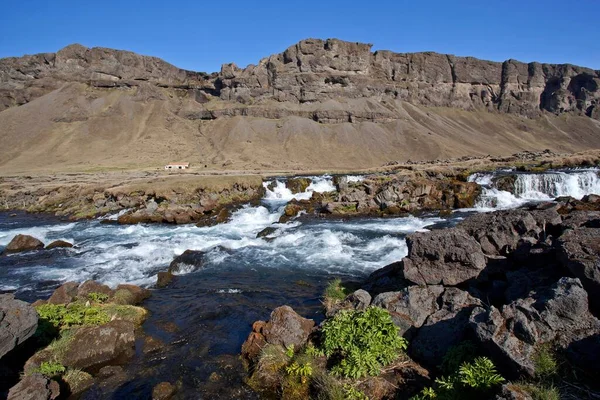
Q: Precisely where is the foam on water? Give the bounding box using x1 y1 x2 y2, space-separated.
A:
263 176 336 202
468 169 600 210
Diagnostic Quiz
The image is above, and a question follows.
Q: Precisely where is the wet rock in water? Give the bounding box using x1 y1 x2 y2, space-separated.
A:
410 288 482 367
286 177 312 194
168 250 205 274
77 280 114 300
402 229 486 286
7 373 60 400
62 320 136 371
372 286 443 336
2 234 44 255
47 281 79 304
470 277 600 378
256 226 278 239
557 227 600 311
152 381 176 400
113 284 151 305
241 306 314 365
143 335 165 354
45 240 73 250
0 294 38 359
156 271 174 288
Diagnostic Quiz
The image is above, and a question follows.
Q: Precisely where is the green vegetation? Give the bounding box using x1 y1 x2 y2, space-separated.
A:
414 357 504 400
36 302 111 331
324 279 350 303
533 344 558 380
87 292 109 304
343 384 369 400
439 340 477 374
34 361 66 377
321 307 407 378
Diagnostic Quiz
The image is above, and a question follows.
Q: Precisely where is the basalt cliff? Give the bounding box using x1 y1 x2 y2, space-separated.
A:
1 38 600 173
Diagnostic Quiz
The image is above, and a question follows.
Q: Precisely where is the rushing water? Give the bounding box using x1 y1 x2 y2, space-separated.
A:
0 175 449 398
1 170 597 398
468 168 600 210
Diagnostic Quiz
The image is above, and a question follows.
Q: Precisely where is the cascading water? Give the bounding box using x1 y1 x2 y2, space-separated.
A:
469 168 600 210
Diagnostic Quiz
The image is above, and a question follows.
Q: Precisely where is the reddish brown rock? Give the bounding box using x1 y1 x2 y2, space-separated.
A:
2 234 44 255
47 282 79 304
45 240 73 249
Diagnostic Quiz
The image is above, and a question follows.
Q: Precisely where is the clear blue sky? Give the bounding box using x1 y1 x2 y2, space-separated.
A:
1 0 599 72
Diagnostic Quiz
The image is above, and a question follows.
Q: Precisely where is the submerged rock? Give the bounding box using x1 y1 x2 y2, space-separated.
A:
168 250 206 274
45 240 73 249
2 234 44 255
0 294 38 359
152 381 176 400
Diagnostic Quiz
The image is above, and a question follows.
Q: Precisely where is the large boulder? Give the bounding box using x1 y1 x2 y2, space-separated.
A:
557 227 600 311
7 373 60 400
76 280 114 300
168 250 205 275
113 284 151 305
409 288 482 367
372 286 443 336
402 229 487 286
470 277 600 378
0 294 38 359
2 234 44 255
62 320 136 371
47 282 79 304
241 306 314 365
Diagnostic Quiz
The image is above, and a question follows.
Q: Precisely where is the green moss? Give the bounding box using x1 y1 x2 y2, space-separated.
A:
103 304 147 326
334 203 358 214
112 288 135 305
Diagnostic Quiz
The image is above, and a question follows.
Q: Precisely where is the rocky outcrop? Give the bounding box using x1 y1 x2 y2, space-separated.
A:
241 306 315 366
0 294 38 358
2 234 44 254
2 38 599 120
470 278 600 378
45 240 73 249
168 250 205 275
7 373 60 400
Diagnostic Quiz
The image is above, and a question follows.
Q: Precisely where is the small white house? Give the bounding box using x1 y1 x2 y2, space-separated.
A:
165 162 190 170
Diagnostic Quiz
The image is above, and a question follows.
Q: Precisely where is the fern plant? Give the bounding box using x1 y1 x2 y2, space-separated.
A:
35 361 66 377
459 357 505 389
320 307 407 378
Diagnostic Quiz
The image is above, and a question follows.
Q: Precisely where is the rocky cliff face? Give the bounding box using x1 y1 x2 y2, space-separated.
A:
2 38 599 120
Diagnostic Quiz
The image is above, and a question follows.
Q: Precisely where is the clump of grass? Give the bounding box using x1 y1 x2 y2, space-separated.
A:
533 344 558 380
324 279 349 303
63 369 93 394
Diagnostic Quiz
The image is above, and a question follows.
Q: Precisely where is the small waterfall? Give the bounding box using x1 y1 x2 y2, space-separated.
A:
262 176 336 202
468 169 600 210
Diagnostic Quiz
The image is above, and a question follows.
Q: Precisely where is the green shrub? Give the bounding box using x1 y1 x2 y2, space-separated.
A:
440 341 477 374
35 361 66 377
415 357 504 400
324 279 349 302
343 384 369 400
87 292 109 304
320 307 407 378
36 302 110 330
533 344 558 380
286 361 313 381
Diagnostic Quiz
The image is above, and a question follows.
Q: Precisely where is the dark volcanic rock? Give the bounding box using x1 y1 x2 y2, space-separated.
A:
7 373 60 400
63 320 136 371
168 250 205 275
2 234 44 254
402 229 487 285
557 227 600 311
0 294 38 359
410 288 482 367
372 286 443 336
470 277 600 378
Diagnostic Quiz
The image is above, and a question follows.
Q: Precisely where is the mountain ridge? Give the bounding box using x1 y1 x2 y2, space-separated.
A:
0 38 599 174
